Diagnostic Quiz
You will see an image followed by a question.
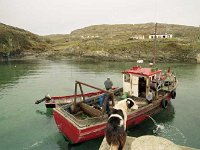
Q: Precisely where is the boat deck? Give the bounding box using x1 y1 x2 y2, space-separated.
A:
54 80 177 129
56 96 150 128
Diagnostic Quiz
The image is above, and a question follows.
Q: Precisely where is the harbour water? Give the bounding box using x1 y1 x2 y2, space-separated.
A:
0 58 200 150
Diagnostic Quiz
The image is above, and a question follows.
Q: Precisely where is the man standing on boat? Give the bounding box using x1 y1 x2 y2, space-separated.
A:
146 89 153 104
104 77 113 91
103 77 113 113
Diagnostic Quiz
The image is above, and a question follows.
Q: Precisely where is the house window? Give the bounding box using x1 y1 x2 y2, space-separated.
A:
124 74 130 82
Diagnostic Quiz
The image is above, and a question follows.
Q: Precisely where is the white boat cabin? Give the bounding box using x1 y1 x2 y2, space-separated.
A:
122 66 162 98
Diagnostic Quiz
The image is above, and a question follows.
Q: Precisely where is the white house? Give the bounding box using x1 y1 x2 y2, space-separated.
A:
149 33 173 39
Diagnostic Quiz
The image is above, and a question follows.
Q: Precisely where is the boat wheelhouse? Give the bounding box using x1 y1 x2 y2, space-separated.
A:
123 66 162 98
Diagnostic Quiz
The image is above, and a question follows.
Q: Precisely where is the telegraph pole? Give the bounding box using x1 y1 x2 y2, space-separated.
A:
153 22 157 65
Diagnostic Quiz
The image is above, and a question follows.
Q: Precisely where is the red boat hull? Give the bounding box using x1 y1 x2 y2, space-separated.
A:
53 94 172 143
54 110 106 143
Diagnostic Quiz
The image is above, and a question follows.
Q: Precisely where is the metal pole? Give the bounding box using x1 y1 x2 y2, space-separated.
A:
78 83 85 101
74 82 78 105
153 22 157 65
75 80 115 106
75 80 113 95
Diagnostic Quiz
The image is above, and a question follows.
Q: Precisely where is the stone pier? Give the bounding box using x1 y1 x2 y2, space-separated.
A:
99 135 198 150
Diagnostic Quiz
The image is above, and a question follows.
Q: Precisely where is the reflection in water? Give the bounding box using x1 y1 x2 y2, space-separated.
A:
56 136 71 150
67 143 73 150
35 108 53 117
57 136 104 150
153 101 175 123
0 59 39 89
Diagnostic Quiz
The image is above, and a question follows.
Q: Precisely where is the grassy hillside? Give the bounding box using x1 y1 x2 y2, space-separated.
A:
1 23 200 63
47 23 200 63
0 23 51 58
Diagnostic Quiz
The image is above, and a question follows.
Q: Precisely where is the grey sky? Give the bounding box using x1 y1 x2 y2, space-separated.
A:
0 0 199 35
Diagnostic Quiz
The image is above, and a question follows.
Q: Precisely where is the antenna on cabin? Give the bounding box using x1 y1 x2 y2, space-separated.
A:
153 22 157 65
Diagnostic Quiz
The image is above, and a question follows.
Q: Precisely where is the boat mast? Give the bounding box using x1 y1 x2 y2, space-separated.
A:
153 22 157 65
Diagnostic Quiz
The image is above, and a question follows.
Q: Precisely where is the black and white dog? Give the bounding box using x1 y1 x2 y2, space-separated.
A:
105 98 138 150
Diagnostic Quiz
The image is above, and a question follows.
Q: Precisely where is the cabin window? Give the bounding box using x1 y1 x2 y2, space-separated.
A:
152 76 155 81
139 77 146 98
156 73 161 80
124 74 130 83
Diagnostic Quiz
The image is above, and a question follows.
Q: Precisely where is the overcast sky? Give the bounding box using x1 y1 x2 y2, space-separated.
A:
0 0 199 35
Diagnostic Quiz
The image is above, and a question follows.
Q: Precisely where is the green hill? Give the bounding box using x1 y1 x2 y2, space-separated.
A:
0 23 51 58
1 23 200 63
47 23 200 63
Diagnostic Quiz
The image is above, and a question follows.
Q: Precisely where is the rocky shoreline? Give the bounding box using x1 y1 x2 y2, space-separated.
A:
41 50 200 63
1 50 200 64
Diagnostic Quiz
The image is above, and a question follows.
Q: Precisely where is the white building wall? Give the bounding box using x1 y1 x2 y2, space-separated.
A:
149 34 173 39
131 75 139 97
123 74 139 97
123 74 131 94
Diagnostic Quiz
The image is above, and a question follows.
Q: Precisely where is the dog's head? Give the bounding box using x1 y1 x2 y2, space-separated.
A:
126 98 138 110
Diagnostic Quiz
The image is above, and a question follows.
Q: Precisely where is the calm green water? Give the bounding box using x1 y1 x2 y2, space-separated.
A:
0 59 200 150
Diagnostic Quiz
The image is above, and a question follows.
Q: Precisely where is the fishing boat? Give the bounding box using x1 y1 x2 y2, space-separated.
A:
35 89 117 108
53 63 178 143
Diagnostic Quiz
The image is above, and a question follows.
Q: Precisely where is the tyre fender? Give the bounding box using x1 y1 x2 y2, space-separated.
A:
171 90 176 99
161 99 168 109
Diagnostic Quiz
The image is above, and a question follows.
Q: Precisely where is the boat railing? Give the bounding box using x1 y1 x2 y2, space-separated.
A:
160 74 178 92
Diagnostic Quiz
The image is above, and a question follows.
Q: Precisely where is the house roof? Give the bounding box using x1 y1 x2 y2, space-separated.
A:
122 66 162 77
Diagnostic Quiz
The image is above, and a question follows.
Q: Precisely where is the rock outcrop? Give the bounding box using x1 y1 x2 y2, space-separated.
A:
99 136 197 150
